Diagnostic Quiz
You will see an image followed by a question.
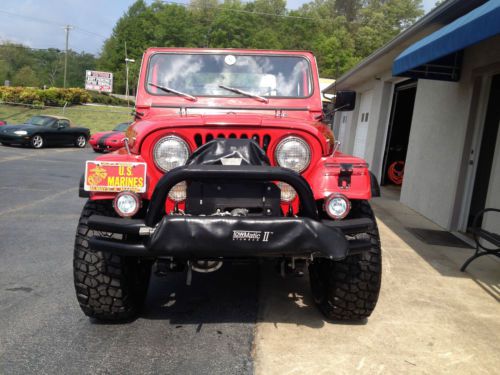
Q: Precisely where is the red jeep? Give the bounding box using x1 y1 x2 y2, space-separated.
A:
74 48 381 322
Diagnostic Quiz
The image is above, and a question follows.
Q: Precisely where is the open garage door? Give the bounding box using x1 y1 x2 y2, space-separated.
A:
352 90 372 159
381 80 417 187
466 74 500 228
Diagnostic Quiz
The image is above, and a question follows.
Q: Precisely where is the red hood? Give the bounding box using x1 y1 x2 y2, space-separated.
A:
126 113 333 155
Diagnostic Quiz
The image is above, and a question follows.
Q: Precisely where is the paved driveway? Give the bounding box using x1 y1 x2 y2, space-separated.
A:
255 194 500 374
0 145 499 375
0 146 255 375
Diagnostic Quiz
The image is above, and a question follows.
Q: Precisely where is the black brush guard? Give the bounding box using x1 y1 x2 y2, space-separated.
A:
87 165 374 259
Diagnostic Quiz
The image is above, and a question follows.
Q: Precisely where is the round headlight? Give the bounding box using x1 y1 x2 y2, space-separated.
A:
275 136 311 172
153 135 190 172
324 194 351 220
114 192 140 217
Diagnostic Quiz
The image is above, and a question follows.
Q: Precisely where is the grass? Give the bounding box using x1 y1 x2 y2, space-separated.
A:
0 104 133 133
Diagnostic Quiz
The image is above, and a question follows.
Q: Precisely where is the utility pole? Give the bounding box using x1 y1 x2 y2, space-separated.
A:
63 25 73 88
124 42 135 107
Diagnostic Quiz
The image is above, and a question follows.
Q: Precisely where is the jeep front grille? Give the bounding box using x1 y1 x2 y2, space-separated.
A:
193 132 272 152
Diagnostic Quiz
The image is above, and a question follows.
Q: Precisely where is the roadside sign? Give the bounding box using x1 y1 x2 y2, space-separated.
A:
85 70 113 93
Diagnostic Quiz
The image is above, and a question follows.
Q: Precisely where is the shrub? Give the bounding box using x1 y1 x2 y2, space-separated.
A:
87 91 130 106
0 86 93 106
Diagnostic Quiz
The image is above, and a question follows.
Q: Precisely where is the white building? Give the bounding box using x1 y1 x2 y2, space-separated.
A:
326 0 500 235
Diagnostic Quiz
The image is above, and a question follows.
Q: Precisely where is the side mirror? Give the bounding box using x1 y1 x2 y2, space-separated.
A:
334 91 356 111
58 124 65 129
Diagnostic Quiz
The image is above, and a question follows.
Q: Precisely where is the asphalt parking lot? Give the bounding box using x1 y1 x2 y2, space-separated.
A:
0 145 256 374
1 145 499 375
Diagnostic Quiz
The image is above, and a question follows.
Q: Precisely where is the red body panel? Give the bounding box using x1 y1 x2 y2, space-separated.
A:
88 48 372 214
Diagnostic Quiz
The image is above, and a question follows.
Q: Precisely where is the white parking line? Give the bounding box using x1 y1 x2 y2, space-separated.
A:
0 186 52 192
0 187 77 217
0 148 83 163
0 155 29 163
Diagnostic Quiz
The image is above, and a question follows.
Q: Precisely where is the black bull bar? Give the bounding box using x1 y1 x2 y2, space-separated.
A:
88 165 374 259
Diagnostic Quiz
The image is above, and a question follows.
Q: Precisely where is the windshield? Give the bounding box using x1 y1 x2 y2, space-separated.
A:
113 123 130 132
146 53 313 98
27 116 55 126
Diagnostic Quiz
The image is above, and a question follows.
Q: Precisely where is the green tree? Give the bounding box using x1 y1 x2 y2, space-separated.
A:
0 59 12 84
12 66 40 87
96 0 425 87
0 42 97 88
355 0 424 57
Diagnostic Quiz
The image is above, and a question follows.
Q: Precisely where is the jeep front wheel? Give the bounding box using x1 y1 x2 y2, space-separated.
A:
73 200 152 322
309 200 382 321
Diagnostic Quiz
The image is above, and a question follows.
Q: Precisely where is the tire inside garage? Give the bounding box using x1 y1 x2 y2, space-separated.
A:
381 80 417 187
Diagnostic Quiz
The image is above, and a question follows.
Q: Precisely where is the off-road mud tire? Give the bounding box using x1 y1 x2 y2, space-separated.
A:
309 200 382 321
73 200 152 322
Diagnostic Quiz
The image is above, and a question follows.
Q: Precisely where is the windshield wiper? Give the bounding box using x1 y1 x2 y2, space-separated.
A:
148 82 197 101
218 84 269 103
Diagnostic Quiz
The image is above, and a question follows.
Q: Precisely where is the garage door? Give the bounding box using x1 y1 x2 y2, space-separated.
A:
353 90 373 159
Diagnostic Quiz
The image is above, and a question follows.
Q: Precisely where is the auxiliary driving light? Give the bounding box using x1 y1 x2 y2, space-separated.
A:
324 193 351 220
277 182 297 202
168 181 187 202
113 191 141 217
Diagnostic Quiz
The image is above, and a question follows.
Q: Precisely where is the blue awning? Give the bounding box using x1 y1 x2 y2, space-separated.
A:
393 0 500 79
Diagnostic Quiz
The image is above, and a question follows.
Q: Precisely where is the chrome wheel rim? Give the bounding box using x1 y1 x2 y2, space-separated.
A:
32 135 43 148
77 136 86 147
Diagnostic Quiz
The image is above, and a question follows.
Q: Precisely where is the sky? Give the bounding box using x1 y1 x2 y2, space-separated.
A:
0 0 438 55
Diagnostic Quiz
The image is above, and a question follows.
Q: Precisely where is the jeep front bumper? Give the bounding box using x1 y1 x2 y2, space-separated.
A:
87 165 374 259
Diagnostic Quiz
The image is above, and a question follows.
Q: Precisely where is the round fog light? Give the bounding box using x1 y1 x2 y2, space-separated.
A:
277 182 297 202
324 194 350 220
114 192 140 217
168 181 187 202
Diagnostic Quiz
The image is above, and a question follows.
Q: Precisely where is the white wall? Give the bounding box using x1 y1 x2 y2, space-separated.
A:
334 75 398 181
364 79 395 180
401 36 500 230
331 34 500 231
335 112 352 153
352 90 373 158
401 79 470 229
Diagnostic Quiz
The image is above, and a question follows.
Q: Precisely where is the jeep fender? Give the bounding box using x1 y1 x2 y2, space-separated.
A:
305 155 372 201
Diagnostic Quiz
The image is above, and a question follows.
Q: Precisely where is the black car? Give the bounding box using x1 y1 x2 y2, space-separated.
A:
0 115 90 149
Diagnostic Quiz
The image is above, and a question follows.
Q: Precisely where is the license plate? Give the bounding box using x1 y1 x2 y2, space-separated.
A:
84 161 147 193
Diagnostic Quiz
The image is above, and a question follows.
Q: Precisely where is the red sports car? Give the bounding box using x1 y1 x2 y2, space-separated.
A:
89 122 131 152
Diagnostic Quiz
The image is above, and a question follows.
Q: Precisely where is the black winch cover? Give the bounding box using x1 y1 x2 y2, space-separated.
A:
187 139 270 166
146 216 349 259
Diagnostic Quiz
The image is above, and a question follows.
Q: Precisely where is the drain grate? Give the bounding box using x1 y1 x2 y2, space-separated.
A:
406 228 473 248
